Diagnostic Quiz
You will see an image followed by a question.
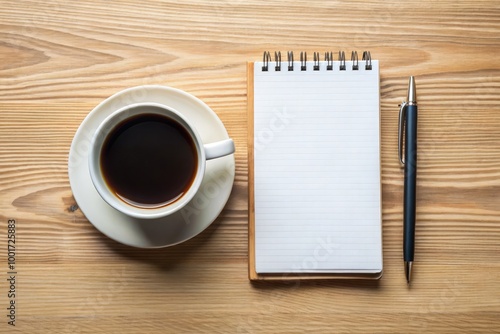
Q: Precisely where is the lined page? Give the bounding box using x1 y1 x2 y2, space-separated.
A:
253 60 382 274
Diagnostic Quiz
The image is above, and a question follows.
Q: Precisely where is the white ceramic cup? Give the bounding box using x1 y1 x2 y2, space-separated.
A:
88 102 235 220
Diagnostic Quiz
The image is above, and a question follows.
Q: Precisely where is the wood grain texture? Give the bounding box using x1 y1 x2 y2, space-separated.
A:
1 0 500 333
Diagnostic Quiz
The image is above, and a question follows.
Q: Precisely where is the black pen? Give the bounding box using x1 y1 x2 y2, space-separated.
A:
398 76 418 285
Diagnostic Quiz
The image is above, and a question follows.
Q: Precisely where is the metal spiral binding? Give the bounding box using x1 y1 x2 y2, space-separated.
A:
261 51 373 71
362 51 372 70
351 51 359 70
274 51 281 71
313 52 320 71
262 51 271 71
287 51 294 71
325 52 333 70
338 51 346 70
300 52 307 71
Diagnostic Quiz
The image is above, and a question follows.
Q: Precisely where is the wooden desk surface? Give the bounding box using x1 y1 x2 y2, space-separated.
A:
1 1 499 332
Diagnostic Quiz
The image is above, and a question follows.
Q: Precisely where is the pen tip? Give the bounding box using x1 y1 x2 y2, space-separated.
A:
405 261 413 285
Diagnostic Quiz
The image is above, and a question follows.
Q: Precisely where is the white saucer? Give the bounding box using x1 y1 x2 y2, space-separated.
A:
68 86 235 248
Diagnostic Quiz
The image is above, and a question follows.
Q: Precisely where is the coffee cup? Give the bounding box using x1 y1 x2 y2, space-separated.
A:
88 102 235 219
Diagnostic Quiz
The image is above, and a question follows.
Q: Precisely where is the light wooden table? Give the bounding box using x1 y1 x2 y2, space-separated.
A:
1 1 499 333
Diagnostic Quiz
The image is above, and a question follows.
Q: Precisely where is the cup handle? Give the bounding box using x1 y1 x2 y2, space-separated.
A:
204 138 235 160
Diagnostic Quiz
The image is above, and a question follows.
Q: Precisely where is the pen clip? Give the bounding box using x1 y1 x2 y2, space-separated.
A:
398 101 407 166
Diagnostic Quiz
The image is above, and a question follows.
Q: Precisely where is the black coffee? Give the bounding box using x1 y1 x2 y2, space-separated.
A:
100 113 198 208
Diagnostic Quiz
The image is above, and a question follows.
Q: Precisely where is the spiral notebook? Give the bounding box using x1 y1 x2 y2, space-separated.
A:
248 51 383 280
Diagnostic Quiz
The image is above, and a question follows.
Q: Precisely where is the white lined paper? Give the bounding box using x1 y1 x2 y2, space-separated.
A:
253 60 382 273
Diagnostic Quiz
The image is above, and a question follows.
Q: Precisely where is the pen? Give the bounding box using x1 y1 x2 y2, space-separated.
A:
398 76 418 285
